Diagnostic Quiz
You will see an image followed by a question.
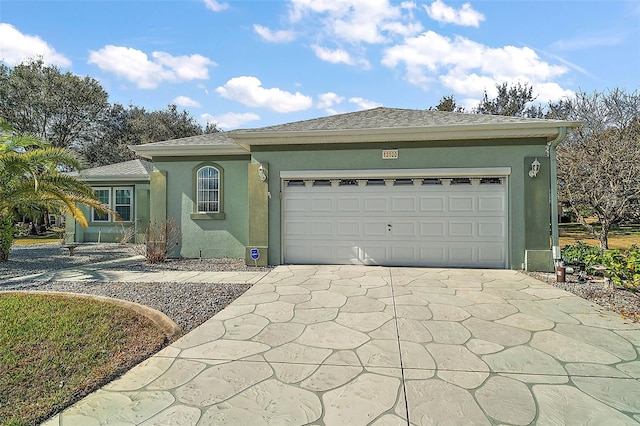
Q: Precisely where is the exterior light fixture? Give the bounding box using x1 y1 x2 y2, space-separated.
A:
258 164 268 182
529 158 540 178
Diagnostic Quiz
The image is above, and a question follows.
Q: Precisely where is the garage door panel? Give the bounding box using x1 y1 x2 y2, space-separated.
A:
448 246 475 264
478 245 505 263
364 197 388 212
478 196 505 212
420 197 446 212
284 197 307 212
285 221 309 236
420 246 446 263
478 221 505 238
364 221 387 236
390 222 416 237
421 222 446 237
362 244 389 263
283 175 507 268
449 221 475 237
392 197 417 212
449 196 475 212
336 197 360 212
311 198 334 212
311 221 333 236
337 221 361 236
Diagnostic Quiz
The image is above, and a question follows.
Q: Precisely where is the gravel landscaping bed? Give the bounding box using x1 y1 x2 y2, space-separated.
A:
2 243 638 335
527 271 640 322
1 243 271 334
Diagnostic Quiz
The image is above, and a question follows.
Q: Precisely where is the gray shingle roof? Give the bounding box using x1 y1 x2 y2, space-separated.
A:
77 159 152 178
236 107 566 133
133 132 238 148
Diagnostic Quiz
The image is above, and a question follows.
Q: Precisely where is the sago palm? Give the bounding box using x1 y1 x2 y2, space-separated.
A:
0 119 109 261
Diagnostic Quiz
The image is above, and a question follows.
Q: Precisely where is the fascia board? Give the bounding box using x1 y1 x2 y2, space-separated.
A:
232 121 582 147
80 175 150 183
280 167 512 180
131 144 249 158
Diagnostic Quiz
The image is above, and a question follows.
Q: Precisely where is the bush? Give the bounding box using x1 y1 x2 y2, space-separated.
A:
562 241 639 291
601 245 640 291
0 216 13 262
141 218 180 264
562 241 601 271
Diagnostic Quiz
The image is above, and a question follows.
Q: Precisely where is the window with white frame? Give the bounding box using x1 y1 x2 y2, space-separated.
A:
196 166 220 213
93 188 110 222
91 187 133 222
114 188 133 221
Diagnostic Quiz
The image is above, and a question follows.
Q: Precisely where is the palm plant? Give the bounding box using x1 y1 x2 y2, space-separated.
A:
0 119 109 261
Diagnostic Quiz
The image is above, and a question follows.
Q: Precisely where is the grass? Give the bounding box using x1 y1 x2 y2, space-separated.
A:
559 223 640 250
0 293 167 426
12 236 59 245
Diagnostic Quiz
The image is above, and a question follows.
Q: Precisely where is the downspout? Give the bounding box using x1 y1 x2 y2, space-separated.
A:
547 126 567 264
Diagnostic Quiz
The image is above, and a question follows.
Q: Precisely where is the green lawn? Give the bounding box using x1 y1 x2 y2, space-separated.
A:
0 293 167 425
559 223 640 250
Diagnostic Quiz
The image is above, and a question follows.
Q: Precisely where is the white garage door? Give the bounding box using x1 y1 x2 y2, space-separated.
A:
282 173 508 268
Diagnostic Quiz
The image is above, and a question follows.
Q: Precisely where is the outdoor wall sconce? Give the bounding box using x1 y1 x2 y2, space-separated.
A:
529 158 541 178
258 164 268 182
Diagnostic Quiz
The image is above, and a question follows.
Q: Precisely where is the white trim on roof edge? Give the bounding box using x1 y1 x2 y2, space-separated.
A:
131 144 250 158
233 121 581 148
280 167 512 180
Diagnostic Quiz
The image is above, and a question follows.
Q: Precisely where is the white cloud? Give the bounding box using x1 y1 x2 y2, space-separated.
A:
424 0 485 27
88 45 214 89
382 31 570 101
289 0 422 44
254 24 296 43
203 0 229 12
173 96 201 108
216 76 313 113
312 45 370 69
201 112 260 130
349 97 383 109
317 92 345 109
0 23 71 67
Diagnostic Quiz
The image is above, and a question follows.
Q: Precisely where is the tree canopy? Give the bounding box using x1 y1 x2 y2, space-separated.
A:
0 59 109 149
430 94 465 113
473 82 542 118
557 89 640 249
80 103 216 167
0 59 219 168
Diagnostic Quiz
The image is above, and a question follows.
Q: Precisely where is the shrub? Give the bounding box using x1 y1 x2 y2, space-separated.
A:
0 215 13 262
601 245 640 291
562 241 640 291
141 218 180 263
562 241 601 271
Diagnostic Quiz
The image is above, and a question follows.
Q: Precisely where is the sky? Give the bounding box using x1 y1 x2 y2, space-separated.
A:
0 0 639 130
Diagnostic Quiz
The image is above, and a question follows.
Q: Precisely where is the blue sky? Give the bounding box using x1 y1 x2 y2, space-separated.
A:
1 0 638 130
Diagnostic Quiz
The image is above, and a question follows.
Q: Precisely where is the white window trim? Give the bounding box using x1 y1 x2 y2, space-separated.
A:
196 166 220 214
114 187 134 222
91 186 134 223
92 187 111 222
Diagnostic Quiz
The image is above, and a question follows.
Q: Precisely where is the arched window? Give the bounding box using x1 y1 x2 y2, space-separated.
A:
196 166 220 213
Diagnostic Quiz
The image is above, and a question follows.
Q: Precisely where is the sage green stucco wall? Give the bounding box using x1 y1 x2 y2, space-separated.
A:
67 182 150 243
152 156 250 259
251 138 551 269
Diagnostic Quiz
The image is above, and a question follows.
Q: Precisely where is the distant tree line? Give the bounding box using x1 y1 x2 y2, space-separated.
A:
0 59 219 168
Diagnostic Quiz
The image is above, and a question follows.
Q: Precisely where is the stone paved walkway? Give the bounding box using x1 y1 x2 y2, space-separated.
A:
44 265 640 425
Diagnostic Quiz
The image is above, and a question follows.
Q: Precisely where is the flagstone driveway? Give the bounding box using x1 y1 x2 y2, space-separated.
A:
45 265 640 425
